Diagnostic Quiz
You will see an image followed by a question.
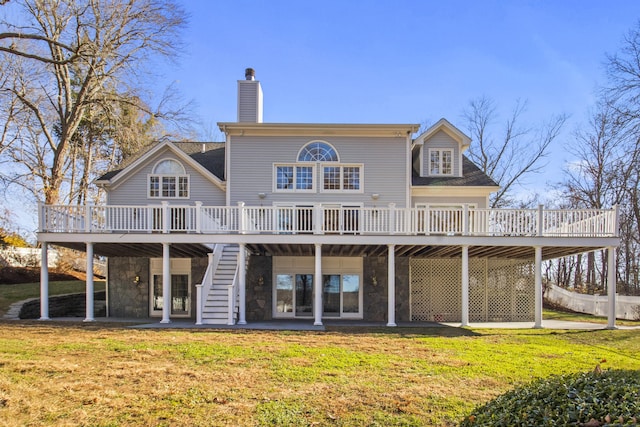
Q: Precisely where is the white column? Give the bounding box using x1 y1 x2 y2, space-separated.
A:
238 243 247 325
84 242 95 322
534 246 543 328
40 242 50 320
607 246 617 329
387 244 396 327
161 243 171 324
314 243 323 326
461 245 469 326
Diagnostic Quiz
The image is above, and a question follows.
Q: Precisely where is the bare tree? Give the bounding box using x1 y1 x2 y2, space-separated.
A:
462 96 567 208
0 0 188 205
598 21 640 295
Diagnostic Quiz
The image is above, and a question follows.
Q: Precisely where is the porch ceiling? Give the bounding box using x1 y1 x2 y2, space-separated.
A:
49 240 608 260
246 243 608 260
50 242 212 258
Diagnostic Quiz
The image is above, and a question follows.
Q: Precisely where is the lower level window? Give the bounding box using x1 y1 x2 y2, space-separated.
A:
150 258 191 317
275 273 361 318
323 274 360 316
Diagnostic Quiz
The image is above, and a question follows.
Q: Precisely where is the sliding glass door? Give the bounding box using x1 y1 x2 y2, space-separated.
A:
275 274 314 318
323 274 361 318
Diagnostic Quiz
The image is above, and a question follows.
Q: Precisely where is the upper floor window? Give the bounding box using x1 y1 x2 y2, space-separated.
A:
149 159 189 198
275 141 362 193
275 165 314 191
298 141 338 162
322 165 361 192
429 149 453 175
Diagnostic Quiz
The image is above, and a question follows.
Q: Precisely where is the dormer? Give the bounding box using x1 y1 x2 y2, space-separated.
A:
412 118 471 178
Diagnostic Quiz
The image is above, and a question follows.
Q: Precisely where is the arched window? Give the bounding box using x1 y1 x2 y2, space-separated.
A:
274 141 362 193
298 141 338 162
149 158 189 198
153 159 186 175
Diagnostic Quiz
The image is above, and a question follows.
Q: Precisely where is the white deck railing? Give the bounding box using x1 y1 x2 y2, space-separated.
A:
38 202 619 238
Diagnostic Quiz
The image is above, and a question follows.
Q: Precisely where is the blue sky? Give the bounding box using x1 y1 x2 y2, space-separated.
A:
171 0 640 134
7 0 640 238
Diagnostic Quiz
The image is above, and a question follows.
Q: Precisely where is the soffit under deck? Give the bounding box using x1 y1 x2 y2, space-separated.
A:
50 242 212 258
245 243 609 260
48 241 610 261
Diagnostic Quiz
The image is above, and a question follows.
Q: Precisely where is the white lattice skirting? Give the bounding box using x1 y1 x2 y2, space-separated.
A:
410 258 535 322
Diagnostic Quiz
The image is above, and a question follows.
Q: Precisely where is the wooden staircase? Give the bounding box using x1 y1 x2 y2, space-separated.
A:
201 244 239 324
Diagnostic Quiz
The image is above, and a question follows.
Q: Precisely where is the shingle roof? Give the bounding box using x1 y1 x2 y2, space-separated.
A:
97 142 225 183
412 154 499 187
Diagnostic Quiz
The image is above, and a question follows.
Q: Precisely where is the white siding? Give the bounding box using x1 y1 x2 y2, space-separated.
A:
422 130 460 177
237 80 263 123
228 135 409 207
107 147 225 206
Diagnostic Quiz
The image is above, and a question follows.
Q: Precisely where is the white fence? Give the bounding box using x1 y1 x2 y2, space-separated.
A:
545 283 640 320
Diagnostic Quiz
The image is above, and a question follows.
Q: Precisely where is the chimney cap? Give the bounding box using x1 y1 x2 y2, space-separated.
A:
245 68 255 80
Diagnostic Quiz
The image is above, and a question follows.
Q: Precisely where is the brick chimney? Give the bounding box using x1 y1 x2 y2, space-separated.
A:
237 68 263 123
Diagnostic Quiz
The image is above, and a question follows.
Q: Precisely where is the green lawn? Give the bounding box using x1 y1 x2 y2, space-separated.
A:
0 280 105 316
0 281 639 425
0 323 638 426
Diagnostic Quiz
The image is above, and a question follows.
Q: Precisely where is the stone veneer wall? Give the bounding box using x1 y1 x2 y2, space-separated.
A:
245 255 273 321
107 256 208 320
363 256 410 322
108 257 150 318
19 291 106 319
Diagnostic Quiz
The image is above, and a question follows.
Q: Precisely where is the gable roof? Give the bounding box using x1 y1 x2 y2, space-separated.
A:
96 141 225 188
413 118 471 150
412 153 499 187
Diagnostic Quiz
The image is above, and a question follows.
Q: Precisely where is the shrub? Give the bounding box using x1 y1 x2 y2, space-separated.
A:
461 368 639 426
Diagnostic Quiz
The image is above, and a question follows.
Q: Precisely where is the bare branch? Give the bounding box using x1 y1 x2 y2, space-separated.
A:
463 96 567 207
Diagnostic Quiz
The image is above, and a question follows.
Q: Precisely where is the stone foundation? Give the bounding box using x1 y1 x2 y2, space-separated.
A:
19 291 107 319
246 255 272 321
108 256 208 320
363 256 410 322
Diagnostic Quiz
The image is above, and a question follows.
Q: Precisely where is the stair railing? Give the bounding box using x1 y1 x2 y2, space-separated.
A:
195 244 224 325
228 265 239 325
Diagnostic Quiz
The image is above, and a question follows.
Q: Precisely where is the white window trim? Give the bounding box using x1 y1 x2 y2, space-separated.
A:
319 163 364 193
147 174 190 199
273 163 317 193
427 148 454 176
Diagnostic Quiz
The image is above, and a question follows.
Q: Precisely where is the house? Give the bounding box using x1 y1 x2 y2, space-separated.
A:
36 69 621 328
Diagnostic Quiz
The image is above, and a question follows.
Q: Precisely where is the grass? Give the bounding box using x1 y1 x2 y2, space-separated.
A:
0 323 638 426
0 280 106 316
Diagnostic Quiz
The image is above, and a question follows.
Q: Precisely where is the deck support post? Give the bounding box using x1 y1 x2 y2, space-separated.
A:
607 246 617 329
314 243 323 326
161 243 171 324
40 242 50 320
238 243 247 325
84 242 95 322
461 245 469 326
387 244 396 327
534 246 543 328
